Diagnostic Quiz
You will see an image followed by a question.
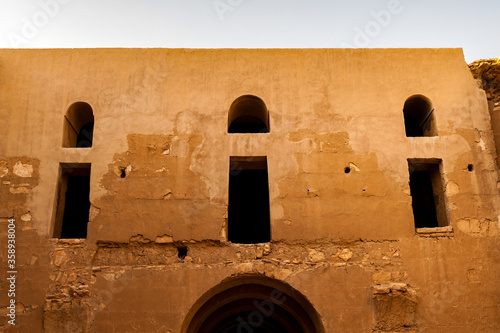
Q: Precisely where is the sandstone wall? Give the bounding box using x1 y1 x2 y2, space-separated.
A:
0 49 499 332
469 58 500 168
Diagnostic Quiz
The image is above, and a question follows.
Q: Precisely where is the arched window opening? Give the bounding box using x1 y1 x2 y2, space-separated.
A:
228 95 270 133
182 275 325 333
62 102 94 147
403 95 436 137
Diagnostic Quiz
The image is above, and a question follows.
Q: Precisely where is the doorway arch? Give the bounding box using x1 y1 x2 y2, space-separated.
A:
182 275 325 333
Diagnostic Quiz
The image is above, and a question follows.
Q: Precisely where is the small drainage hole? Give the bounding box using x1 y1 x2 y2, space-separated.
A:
344 167 351 174
177 247 188 260
120 169 126 178
467 164 474 172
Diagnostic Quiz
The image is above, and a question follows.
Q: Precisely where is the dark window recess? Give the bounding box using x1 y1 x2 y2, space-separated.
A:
228 157 270 243
76 122 94 147
403 95 437 137
63 102 95 147
229 118 267 133
404 115 423 137
408 160 448 228
54 165 91 238
228 95 270 133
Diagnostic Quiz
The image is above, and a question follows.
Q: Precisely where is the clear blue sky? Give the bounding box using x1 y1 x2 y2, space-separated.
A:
1 0 498 63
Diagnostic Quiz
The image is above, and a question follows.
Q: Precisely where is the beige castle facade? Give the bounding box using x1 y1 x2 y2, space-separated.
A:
0 48 499 332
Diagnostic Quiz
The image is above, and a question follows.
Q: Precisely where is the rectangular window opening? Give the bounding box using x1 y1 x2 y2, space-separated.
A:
53 163 91 239
228 156 270 244
408 159 448 228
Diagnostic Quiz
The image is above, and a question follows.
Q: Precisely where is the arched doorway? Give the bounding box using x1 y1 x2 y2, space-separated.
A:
182 275 324 333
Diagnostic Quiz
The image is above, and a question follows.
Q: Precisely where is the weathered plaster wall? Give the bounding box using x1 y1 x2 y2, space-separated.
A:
470 58 500 168
0 49 499 332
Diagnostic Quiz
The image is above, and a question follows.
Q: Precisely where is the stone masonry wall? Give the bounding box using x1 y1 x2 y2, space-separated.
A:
0 49 499 332
469 58 500 168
